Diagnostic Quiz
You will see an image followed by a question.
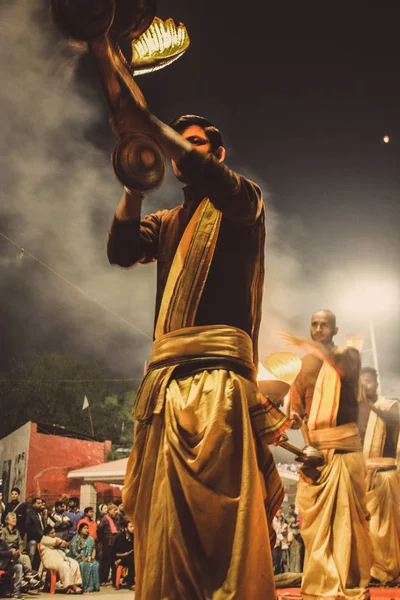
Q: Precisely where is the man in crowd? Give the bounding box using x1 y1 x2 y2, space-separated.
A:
25 498 45 570
359 367 400 583
47 501 71 541
2 488 26 535
108 91 287 596
76 507 98 542
285 503 298 525
3 488 21 520
0 522 41 599
64 497 84 541
285 309 373 600
98 503 119 584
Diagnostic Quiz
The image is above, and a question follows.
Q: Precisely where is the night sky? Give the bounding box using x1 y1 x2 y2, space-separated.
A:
0 1 399 393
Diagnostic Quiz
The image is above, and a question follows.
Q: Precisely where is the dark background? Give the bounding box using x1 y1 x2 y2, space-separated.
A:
0 1 399 395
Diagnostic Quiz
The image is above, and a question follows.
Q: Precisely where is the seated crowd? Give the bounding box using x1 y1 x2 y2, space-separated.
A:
0 488 135 598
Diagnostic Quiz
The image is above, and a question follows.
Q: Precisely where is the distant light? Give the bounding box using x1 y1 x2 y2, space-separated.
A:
383 135 390 144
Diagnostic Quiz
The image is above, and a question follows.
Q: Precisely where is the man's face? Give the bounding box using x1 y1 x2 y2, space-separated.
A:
109 507 118 518
171 124 222 182
310 311 337 345
33 499 42 510
55 504 63 514
87 509 94 520
361 372 378 400
11 491 19 502
69 500 76 510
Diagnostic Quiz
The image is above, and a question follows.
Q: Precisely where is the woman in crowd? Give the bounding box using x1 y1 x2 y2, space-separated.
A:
39 525 82 594
69 523 100 592
96 504 108 526
112 521 135 589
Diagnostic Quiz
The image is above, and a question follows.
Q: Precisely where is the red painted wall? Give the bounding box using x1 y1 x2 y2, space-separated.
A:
26 423 113 503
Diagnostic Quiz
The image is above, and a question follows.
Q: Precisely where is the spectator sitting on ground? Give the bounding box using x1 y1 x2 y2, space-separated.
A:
65 498 84 542
48 501 71 541
76 507 97 542
40 525 82 595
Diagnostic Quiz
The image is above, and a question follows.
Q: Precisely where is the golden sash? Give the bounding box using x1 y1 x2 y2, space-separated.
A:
309 423 362 452
307 361 362 452
155 197 221 338
308 360 341 431
363 396 399 459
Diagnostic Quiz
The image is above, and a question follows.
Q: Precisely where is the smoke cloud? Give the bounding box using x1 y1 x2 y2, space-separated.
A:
0 0 398 401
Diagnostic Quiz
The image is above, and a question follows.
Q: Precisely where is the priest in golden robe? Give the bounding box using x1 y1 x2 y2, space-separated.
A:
108 105 289 598
359 367 400 584
285 310 373 600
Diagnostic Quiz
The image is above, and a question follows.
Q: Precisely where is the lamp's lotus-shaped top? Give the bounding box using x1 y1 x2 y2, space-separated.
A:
131 17 190 75
257 352 302 397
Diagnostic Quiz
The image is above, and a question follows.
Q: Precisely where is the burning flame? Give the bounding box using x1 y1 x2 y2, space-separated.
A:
131 17 190 75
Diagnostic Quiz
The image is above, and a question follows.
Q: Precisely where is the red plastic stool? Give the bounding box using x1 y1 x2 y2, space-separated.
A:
115 565 123 590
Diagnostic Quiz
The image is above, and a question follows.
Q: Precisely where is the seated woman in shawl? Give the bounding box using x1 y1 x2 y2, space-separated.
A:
68 523 100 592
112 520 135 589
39 526 82 594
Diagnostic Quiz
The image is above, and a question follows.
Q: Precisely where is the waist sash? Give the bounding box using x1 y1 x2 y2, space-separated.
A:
133 325 288 441
309 422 362 452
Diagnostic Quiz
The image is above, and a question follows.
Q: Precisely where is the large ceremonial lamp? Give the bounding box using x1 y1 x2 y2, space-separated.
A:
50 0 190 191
258 353 325 471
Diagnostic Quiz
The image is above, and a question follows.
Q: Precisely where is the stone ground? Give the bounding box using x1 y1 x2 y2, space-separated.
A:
27 585 134 600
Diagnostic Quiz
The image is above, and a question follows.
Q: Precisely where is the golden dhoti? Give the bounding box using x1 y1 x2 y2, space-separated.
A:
366 458 400 583
297 424 373 600
123 325 287 600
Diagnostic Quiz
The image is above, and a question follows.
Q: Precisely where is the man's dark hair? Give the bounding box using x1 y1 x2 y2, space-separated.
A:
169 114 224 152
32 497 42 505
361 367 378 379
11 487 21 495
288 504 296 510
84 506 93 515
69 496 79 505
54 501 63 509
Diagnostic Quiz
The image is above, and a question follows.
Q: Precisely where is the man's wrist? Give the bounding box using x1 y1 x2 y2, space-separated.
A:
123 187 144 199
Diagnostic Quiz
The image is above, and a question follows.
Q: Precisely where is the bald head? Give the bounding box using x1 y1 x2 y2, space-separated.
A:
310 310 338 345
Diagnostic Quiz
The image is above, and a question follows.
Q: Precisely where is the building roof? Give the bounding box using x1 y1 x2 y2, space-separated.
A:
68 458 128 485
68 457 298 485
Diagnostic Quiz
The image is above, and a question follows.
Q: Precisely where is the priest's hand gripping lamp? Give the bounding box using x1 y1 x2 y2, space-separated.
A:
50 0 190 191
258 352 325 473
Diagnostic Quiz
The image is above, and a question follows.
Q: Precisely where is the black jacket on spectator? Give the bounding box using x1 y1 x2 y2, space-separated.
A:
25 508 44 542
0 538 13 570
